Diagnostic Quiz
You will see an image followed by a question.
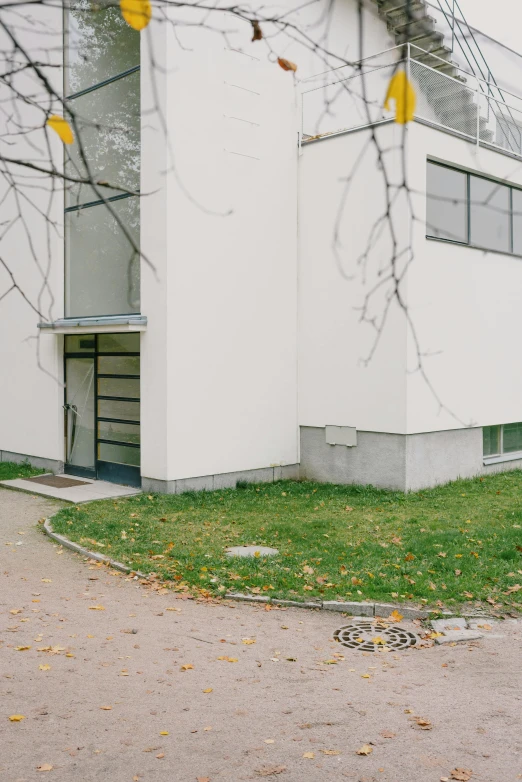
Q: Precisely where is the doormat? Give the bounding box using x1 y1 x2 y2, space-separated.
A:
25 475 90 488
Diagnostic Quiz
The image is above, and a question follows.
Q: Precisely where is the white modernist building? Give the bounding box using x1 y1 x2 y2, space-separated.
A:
2 0 522 491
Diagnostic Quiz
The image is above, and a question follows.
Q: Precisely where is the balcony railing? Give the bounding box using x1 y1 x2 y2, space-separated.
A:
300 43 522 160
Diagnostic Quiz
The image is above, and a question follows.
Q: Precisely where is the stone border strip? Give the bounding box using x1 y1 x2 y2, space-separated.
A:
43 517 148 579
43 517 496 621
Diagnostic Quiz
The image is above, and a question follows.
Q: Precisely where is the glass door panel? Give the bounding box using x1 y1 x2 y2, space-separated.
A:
64 358 96 475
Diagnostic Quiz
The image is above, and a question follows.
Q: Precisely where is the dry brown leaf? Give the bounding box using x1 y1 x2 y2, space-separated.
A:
302 752 315 759
89 605 105 611
356 744 373 756
180 664 194 671
251 21 263 41
37 765 53 772
255 766 287 777
9 608 22 615
303 565 314 574
15 645 31 651
9 715 25 722
100 706 112 710
380 730 395 739
450 770 473 781
202 688 213 693
321 749 340 755
277 57 297 72
414 717 433 730
156 753 165 759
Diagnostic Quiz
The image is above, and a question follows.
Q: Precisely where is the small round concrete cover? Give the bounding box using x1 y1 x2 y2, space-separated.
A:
225 545 279 558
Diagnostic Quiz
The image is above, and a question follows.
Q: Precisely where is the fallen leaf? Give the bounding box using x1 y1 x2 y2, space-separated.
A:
202 688 213 693
156 753 164 759
255 766 287 777
120 0 152 31
505 584 522 595
41 579 52 583
39 664 51 671
388 610 403 622
321 749 340 755
264 739 275 744
251 20 263 41
414 717 433 730
180 664 194 671
89 605 105 611
356 744 373 756
15 646 31 651
372 636 386 645
277 57 297 72
361 674 371 679
159 731 169 736
380 730 395 739
9 609 22 615
450 770 473 781
100 706 112 710
242 638 256 645
37 765 53 772
302 752 315 759
463 591 474 599
9 714 25 722
404 553 415 561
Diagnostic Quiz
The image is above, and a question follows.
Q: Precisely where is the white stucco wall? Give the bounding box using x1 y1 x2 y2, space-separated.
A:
406 122 522 434
298 124 410 434
0 7 64 463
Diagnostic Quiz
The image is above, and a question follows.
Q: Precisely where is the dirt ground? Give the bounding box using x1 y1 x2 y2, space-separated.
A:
1 487 521 782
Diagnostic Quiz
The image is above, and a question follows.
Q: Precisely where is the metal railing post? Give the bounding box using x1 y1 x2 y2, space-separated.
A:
451 0 456 53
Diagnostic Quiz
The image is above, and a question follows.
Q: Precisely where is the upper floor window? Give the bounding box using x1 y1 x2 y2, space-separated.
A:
426 161 520 256
64 1 140 318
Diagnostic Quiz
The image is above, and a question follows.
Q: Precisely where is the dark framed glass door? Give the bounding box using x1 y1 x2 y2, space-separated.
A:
64 333 140 487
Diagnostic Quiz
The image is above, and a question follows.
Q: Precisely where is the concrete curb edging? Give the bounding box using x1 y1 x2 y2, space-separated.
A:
43 517 497 622
43 517 148 579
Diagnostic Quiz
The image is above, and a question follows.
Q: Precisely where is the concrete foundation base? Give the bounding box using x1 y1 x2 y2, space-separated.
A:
141 464 300 494
300 426 522 491
0 450 64 475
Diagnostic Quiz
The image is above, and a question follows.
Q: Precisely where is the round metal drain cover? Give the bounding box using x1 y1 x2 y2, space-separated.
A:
334 621 418 652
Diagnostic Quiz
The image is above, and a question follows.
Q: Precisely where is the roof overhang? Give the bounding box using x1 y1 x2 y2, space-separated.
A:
38 315 147 335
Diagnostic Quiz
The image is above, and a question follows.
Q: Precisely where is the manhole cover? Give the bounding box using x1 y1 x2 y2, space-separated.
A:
25 475 89 488
334 622 418 652
225 546 279 558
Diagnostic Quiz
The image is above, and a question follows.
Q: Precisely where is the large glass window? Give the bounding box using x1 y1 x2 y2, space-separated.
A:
426 163 468 243
65 1 140 318
469 177 510 253
426 161 522 257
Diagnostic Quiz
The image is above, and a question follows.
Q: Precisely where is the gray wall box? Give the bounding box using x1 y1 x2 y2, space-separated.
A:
325 425 357 447
300 426 522 491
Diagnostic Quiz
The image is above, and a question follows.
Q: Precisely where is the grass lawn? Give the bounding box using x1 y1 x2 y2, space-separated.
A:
0 461 45 481
51 472 522 612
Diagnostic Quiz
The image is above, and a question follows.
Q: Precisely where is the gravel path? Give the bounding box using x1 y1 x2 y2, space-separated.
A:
1 488 521 782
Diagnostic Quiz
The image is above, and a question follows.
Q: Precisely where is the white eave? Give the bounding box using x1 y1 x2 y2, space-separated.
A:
38 314 147 334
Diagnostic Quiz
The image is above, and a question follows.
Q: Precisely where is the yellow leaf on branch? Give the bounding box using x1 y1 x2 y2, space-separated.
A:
120 0 151 31
384 70 416 124
47 115 74 144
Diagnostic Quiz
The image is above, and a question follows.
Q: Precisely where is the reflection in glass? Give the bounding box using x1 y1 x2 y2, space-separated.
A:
65 70 140 205
65 358 95 469
98 398 140 422
98 333 140 353
98 442 140 466
426 163 468 243
65 196 140 317
470 177 510 253
98 356 140 375
98 377 140 398
66 0 139 96
483 425 501 457
98 420 140 444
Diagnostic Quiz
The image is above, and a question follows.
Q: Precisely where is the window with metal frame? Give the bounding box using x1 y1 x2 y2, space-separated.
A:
426 160 522 256
483 423 522 459
64 0 140 319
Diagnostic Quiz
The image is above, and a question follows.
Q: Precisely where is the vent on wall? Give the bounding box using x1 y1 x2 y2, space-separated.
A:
325 426 357 447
